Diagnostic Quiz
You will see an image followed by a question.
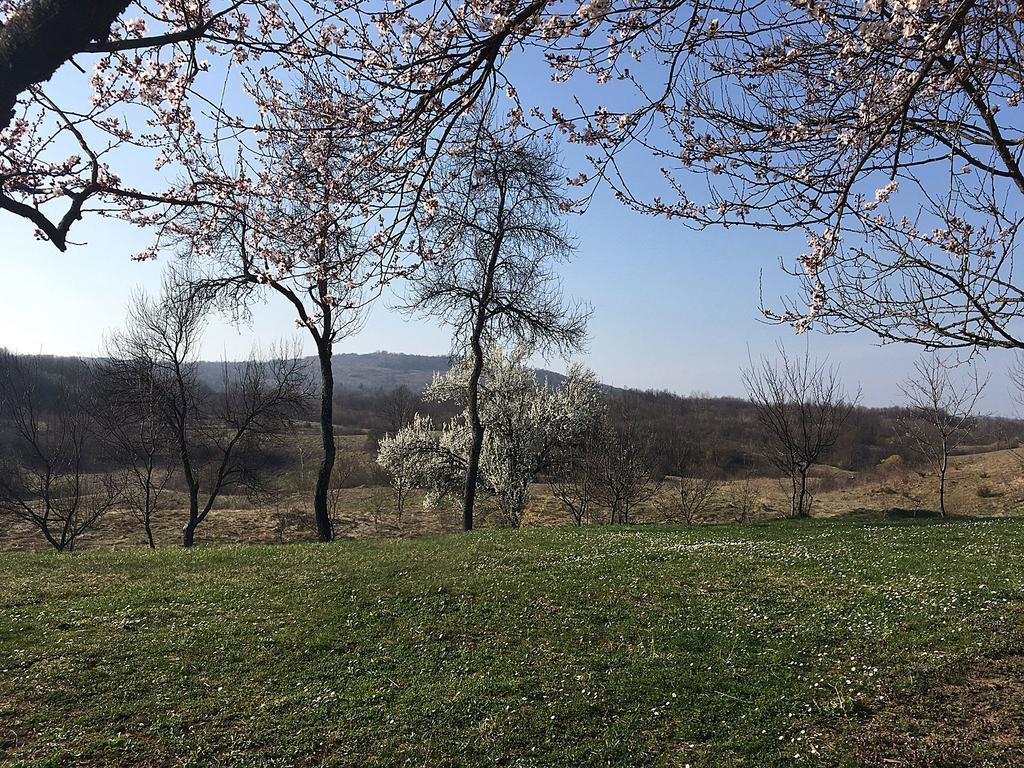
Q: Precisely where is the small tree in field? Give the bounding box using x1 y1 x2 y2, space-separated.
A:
94 357 175 549
378 346 601 529
743 345 858 518
376 413 438 525
659 434 723 525
0 353 117 551
900 356 986 517
550 415 605 527
592 411 659 526
405 121 588 531
108 276 310 546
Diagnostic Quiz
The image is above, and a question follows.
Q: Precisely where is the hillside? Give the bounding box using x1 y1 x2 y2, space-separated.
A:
196 351 575 393
3 519 1024 767
5 350 1024 479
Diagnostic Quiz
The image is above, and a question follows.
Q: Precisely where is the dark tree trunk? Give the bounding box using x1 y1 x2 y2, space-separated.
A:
462 339 485 532
143 481 156 549
313 345 336 542
938 454 947 517
797 467 812 518
182 486 200 547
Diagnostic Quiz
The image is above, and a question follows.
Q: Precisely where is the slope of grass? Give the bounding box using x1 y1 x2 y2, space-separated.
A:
2 518 1024 767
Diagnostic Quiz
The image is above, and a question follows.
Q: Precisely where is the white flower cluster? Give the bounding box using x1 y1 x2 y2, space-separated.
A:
377 346 603 526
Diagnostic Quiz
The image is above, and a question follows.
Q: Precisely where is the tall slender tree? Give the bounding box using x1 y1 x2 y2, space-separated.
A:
173 81 381 542
405 122 588 530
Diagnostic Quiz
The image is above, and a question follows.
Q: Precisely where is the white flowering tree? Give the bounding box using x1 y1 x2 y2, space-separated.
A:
377 346 602 529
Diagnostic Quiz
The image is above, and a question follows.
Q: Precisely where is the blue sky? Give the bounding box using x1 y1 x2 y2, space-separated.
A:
1 33 1021 414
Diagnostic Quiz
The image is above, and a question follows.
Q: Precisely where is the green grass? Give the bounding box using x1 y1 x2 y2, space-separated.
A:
2 518 1024 767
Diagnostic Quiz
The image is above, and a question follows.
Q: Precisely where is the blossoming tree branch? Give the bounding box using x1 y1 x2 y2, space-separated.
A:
2 0 1021 348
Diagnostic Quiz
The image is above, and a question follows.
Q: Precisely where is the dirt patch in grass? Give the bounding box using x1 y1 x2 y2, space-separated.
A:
844 655 1024 767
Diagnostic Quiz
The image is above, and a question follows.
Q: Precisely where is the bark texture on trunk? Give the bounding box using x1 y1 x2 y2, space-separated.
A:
313 346 336 542
462 341 485 532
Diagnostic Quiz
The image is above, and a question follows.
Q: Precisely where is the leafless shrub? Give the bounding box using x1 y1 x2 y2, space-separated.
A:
743 344 859 518
899 355 986 517
0 353 117 551
591 408 659 525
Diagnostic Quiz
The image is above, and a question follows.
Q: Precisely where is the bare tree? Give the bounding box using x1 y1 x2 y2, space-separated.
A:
0 353 117 551
900 356 986 517
550 427 603 527
659 436 722 526
675 469 722 528
592 411 659 526
379 386 421 436
405 121 589 531
109 276 310 546
94 357 175 549
733 470 757 526
743 345 858 519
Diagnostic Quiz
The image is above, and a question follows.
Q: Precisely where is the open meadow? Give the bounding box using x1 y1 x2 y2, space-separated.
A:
3 517 1024 767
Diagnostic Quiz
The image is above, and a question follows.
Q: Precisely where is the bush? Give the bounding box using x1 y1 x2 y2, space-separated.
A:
976 485 1001 499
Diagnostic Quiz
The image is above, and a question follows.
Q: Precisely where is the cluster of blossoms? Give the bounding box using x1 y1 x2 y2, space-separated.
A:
377 345 602 527
1 0 1021 347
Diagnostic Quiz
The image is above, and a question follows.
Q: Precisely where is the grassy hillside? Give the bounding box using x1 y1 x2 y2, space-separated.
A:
3 519 1024 767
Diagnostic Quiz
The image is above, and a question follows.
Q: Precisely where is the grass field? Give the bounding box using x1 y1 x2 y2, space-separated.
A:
3 517 1024 767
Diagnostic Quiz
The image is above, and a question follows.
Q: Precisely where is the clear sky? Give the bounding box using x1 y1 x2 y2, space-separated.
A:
1 33 1021 415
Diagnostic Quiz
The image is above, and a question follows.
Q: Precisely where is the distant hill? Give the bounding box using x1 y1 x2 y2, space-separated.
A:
7 350 1024 477
196 351 574 394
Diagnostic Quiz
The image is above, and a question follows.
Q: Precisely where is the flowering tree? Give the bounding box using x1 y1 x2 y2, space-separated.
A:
167 76 389 543
529 0 1024 348
0 0 580 257
405 121 588 530
9 0 1014 352
377 346 602 529
0 0 299 250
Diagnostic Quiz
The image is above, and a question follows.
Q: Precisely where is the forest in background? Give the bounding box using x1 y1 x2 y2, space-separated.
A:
5 349 1021 484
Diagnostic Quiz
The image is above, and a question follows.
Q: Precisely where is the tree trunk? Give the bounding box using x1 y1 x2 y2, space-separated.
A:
938 454 947 517
0 0 132 134
796 467 811 518
182 487 199 547
143 481 156 549
313 345 336 542
462 338 486 532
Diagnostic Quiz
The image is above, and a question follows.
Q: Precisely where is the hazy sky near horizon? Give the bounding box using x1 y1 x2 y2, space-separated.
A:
2 40 1022 415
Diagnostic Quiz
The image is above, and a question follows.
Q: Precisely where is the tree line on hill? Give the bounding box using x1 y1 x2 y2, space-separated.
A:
2 338 1019 550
